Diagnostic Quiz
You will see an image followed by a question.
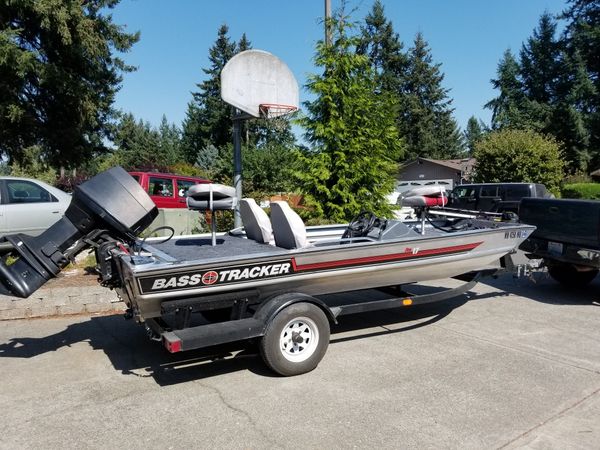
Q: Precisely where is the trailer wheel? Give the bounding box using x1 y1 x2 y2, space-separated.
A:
260 302 330 376
548 262 598 286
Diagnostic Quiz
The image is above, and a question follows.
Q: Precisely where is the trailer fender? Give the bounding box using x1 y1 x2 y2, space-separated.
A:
254 292 338 332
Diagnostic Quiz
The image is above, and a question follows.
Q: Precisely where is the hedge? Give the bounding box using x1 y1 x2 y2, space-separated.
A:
561 183 600 199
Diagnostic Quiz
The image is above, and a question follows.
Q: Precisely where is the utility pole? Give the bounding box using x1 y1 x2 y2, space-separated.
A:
325 0 331 46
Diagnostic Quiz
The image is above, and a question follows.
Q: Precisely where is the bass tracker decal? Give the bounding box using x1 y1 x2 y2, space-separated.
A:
137 242 482 294
139 261 293 293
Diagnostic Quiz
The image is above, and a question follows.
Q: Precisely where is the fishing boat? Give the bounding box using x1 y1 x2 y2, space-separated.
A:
0 168 534 375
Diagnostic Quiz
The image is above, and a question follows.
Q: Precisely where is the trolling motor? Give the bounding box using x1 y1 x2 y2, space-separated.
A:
0 166 158 298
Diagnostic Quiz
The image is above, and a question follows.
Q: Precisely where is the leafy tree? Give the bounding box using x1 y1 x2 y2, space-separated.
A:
298 14 404 221
473 129 564 195
0 0 138 169
181 24 237 163
464 116 486 155
8 146 57 185
399 33 463 159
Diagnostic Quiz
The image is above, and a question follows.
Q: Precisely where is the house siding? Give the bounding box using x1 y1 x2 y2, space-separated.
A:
400 160 461 183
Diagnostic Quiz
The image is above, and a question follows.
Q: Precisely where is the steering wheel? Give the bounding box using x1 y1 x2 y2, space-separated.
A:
342 211 378 239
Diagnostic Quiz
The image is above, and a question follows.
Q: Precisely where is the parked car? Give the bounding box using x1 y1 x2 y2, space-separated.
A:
0 176 71 236
449 182 553 213
128 171 210 208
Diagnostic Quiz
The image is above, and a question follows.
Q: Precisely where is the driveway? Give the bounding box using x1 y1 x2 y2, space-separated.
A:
0 273 599 449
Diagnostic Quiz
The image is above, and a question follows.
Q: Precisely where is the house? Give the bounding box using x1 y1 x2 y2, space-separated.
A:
399 157 475 187
389 157 476 203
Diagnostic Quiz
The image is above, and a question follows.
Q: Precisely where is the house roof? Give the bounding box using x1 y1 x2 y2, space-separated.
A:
402 157 476 172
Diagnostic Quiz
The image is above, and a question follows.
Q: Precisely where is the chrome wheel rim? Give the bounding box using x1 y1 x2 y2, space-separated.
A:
279 316 319 362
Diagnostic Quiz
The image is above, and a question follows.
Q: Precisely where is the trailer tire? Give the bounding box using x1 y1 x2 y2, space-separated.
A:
547 262 598 286
260 302 330 376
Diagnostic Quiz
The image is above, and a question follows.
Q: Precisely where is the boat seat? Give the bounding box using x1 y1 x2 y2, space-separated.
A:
186 183 237 246
239 198 274 245
270 201 309 249
186 183 237 210
400 186 448 208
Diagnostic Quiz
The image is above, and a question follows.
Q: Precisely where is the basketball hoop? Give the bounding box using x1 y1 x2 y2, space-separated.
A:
258 103 298 119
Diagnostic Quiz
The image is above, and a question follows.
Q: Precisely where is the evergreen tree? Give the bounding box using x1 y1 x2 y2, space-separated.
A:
485 50 532 130
399 33 463 159
520 13 561 104
486 3 599 171
298 14 404 221
357 0 408 94
237 33 251 52
181 24 236 163
109 113 182 170
0 0 139 169
561 0 600 91
560 0 600 168
464 116 486 155
158 115 184 164
112 113 161 169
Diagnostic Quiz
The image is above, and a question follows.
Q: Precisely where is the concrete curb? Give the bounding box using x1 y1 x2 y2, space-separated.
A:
0 284 125 320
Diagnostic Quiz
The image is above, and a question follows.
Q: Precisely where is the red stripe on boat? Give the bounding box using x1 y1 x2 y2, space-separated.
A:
291 242 483 272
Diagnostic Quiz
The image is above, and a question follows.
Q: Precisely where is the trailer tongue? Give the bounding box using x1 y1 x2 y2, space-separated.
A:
0 168 534 376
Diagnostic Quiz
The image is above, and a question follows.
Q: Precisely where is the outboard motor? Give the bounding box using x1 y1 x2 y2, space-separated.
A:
0 166 157 297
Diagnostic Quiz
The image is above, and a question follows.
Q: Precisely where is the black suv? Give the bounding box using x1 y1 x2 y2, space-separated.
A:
449 183 552 213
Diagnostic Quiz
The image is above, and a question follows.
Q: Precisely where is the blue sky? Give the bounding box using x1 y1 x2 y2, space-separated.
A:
111 0 568 132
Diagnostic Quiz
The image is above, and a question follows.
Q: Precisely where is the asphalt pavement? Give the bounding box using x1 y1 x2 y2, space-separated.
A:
0 272 598 449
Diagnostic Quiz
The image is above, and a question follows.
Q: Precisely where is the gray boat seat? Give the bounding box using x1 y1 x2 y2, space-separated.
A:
239 198 273 245
186 183 237 246
186 183 237 211
270 201 309 249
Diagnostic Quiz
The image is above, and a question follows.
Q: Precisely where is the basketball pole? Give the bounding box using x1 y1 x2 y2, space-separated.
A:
325 0 331 46
233 108 243 229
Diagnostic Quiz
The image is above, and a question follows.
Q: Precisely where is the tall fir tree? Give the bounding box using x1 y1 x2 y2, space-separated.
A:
181 24 237 163
158 115 184 164
486 4 599 171
464 116 486 155
520 13 561 105
560 0 600 168
399 33 463 160
298 14 403 221
0 0 139 169
485 50 532 130
357 0 408 95
112 113 161 169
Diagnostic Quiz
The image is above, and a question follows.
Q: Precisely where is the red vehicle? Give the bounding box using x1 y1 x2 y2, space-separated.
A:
128 171 210 209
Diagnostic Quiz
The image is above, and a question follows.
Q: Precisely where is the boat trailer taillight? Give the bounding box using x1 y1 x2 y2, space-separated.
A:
163 335 182 353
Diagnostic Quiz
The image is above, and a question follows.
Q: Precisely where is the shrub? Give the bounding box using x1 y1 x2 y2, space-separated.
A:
561 183 600 199
473 129 564 195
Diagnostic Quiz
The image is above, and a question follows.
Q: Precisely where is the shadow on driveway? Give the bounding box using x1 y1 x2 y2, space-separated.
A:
0 285 478 384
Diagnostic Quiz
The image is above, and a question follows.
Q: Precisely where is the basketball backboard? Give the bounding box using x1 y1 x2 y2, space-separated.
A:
221 49 299 118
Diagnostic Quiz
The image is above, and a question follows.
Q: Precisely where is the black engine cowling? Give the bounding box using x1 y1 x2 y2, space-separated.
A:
0 166 158 297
